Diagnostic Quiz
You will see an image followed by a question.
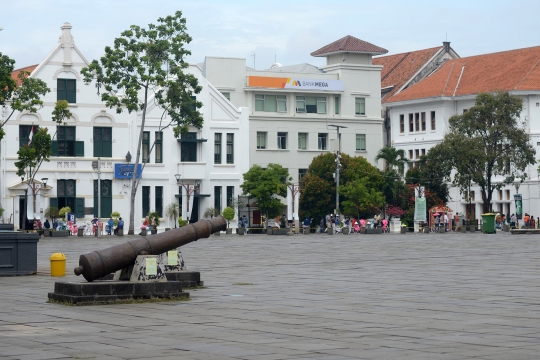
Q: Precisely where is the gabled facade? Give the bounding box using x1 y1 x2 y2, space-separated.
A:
2 23 248 230
385 46 540 220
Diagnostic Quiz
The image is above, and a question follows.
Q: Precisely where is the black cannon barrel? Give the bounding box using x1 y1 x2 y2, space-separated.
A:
74 216 226 282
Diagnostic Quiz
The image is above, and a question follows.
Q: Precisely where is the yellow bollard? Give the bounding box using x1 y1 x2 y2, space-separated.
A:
50 253 67 276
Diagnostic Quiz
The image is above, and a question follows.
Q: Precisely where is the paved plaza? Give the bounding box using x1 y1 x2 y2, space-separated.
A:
1 231 540 359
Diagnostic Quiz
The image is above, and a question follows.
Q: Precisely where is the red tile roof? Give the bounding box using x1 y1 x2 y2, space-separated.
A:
11 65 38 86
387 46 540 103
311 35 388 56
373 47 442 102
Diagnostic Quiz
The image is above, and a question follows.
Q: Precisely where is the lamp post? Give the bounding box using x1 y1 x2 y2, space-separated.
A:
514 180 522 221
92 158 101 237
175 174 200 222
329 125 346 216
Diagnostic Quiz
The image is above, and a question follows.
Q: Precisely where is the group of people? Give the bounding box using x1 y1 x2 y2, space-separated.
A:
104 217 124 235
238 215 249 233
433 213 449 232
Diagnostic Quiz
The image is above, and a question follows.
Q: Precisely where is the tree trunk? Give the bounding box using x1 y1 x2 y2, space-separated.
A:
128 84 149 234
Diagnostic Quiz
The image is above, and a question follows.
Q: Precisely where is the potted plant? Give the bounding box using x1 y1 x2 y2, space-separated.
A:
147 210 160 234
203 207 219 219
51 207 71 237
222 207 235 234
165 202 180 229
178 216 188 227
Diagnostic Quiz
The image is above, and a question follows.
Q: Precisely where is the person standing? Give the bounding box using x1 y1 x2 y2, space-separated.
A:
443 212 449 232
243 215 249 234
510 214 517 229
434 215 440 232
319 218 325 233
107 217 114 235
117 217 124 234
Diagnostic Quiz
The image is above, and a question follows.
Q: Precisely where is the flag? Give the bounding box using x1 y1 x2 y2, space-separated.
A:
27 126 34 146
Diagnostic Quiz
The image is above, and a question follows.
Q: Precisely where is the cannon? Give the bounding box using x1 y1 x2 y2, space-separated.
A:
74 216 226 282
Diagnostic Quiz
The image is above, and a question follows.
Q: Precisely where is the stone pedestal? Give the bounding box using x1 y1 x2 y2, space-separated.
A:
158 248 186 272
390 219 401 233
113 255 166 283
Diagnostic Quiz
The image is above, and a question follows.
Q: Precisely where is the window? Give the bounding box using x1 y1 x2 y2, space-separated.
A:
415 149 420 159
226 133 234 164
296 96 326 114
506 190 510 200
298 133 307 150
57 79 76 103
55 126 79 157
255 94 287 112
180 132 197 162
318 133 327 150
399 115 404 133
214 186 222 214
226 186 234 207
93 180 112 217
93 127 112 157
421 149 426 156
57 179 76 213
334 96 340 115
299 168 308 182
257 132 267 149
19 125 38 147
356 134 366 151
415 113 420 132
50 179 84 218
142 131 150 163
463 109 468 113
142 186 150 217
471 191 475 201
409 114 414 132
277 132 287 149
155 186 163 217
355 98 366 115
431 111 436 130
214 133 222 164
421 112 426 131
221 92 230 101
155 132 163 163
409 150 413 159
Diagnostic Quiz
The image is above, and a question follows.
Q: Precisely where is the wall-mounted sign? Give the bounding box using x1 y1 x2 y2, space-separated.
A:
248 76 344 91
114 164 143 179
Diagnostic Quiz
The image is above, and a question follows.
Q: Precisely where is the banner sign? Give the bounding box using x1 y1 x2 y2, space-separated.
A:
514 194 522 220
247 76 344 91
414 197 427 222
114 164 143 179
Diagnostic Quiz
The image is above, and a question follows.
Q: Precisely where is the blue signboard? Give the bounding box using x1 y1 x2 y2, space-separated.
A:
114 164 143 179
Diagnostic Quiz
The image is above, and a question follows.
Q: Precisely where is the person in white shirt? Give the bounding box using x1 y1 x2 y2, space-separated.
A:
444 213 449 232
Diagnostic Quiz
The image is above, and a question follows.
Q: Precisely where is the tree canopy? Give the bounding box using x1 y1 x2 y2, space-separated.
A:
430 91 535 213
240 164 291 221
81 11 203 233
0 53 51 140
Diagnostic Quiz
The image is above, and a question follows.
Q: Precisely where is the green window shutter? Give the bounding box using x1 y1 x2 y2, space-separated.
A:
51 141 58 156
57 79 67 101
66 80 76 103
75 198 85 218
75 141 84 157
49 198 58 212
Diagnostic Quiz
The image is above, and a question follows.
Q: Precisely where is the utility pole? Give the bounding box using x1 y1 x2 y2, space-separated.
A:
329 125 347 216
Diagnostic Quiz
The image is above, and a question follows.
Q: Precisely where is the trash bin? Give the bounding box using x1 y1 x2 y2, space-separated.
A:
481 213 497 234
50 253 67 276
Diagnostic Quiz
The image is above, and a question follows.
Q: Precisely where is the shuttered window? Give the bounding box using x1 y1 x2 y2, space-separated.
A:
57 79 76 103
93 127 112 157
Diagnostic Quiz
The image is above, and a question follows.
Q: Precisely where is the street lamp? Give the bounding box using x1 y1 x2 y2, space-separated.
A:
92 158 102 237
287 183 302 233
328 125 347 216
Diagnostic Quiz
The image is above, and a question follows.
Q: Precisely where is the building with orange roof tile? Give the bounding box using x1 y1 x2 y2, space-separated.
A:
385 45 540 223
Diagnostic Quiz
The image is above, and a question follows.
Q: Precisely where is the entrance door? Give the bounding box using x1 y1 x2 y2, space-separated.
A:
19 197 33 230
190 198 199 223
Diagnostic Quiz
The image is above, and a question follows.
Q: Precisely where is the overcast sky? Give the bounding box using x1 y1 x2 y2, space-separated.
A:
1 0 539 70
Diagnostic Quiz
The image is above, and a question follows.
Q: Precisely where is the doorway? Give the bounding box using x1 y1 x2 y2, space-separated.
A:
19 197 33 230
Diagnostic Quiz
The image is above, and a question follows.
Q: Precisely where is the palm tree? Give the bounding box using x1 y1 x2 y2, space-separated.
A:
375 146 409 175
165 202 180 228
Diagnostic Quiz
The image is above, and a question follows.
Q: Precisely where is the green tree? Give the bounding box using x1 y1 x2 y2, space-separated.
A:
432 92 535 213
299 153 384 221
375 146 409 174
81 11 203 234
0 54 51 140
240 164 290 225
339 177 385 219
222 207 235 229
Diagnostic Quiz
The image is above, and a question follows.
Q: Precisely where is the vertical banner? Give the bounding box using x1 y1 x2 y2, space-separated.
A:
414 197 427 222
287 187 293 221
514 194 522 220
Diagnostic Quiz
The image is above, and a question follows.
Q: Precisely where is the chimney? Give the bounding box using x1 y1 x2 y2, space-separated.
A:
443 41 450 53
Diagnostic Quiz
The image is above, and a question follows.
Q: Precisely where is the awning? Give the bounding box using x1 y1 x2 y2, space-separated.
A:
174 193 211 198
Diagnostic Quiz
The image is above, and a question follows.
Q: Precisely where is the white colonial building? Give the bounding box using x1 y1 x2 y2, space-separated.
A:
2 23 248 231
385 46 540 221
